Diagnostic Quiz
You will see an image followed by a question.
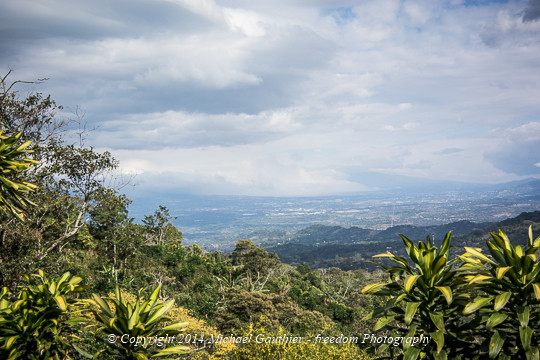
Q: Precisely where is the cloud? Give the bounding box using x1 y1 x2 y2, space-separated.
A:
523 0 540 22
91 108 302 150
484 122 540 176
435 148 464 155
2 0 540 196
479 3 540 47
113 141 372 197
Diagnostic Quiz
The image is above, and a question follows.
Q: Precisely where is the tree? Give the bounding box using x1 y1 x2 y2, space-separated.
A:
231 240 281 291
88 189 141 284
142 206 182 247
0 72 126 286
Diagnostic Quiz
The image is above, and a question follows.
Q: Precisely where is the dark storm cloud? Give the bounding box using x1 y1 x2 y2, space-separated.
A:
523 0 540 21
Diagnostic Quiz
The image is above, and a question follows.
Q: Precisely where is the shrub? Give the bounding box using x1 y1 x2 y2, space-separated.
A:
0 270 86 359
364 227 540 360
87 285 189 359
459 227 540 359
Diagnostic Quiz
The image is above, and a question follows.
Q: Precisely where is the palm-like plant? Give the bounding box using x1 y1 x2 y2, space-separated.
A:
362 232 476 360
88 285 189 359
0 131 39 220
459 226 540 360
0 270 86 359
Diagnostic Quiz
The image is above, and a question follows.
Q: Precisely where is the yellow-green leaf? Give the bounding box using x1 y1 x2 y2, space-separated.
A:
519 326 532 352
430 313 445 332
532 283 540 300
374 316 395 331
403 346 421 360
435 286 453 305
161 321 189 331
489 331 504 359
468 274 492 284
429 331 445 355
373 251 395 258
463 296 493 315
465 247 497 265
6 335 18 349
486 313 508 331
145 299 174 327
404 275 420 293
154 345 190 357
54 295 67 311
361 283 387 294
494 292 511 311
405 302 420 326
495 267 511 280
133 353 149 360
517 306 530 328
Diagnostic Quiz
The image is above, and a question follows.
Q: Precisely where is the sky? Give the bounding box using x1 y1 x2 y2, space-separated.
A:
1 0 540 197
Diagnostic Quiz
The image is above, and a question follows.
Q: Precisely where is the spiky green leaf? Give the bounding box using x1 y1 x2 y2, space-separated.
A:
404 275 420 293
520 326 533 351
374 316 395 331
517 306 530 328
465 247 497 265
153 345 190 357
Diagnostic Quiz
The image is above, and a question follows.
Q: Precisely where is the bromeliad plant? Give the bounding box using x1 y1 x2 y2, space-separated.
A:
0 270 86 360
88 285 189 359
459 226 540 360
362 232 478 360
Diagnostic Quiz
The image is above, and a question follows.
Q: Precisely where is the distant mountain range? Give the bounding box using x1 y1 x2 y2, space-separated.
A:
264 210 540 271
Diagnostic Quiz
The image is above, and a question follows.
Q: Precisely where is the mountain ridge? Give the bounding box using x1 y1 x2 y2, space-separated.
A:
264 210 540 270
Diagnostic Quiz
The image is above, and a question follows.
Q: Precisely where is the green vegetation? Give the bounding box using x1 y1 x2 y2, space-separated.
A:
1 73 539 359
460 228 540 359
87 286 189 359
0 130 38 220
364 228 540 359
0 271 85 359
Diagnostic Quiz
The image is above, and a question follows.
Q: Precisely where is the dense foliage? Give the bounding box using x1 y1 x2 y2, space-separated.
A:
364 229 540 359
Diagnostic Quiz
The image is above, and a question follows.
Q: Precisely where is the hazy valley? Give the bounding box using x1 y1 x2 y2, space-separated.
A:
129 178 540 252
